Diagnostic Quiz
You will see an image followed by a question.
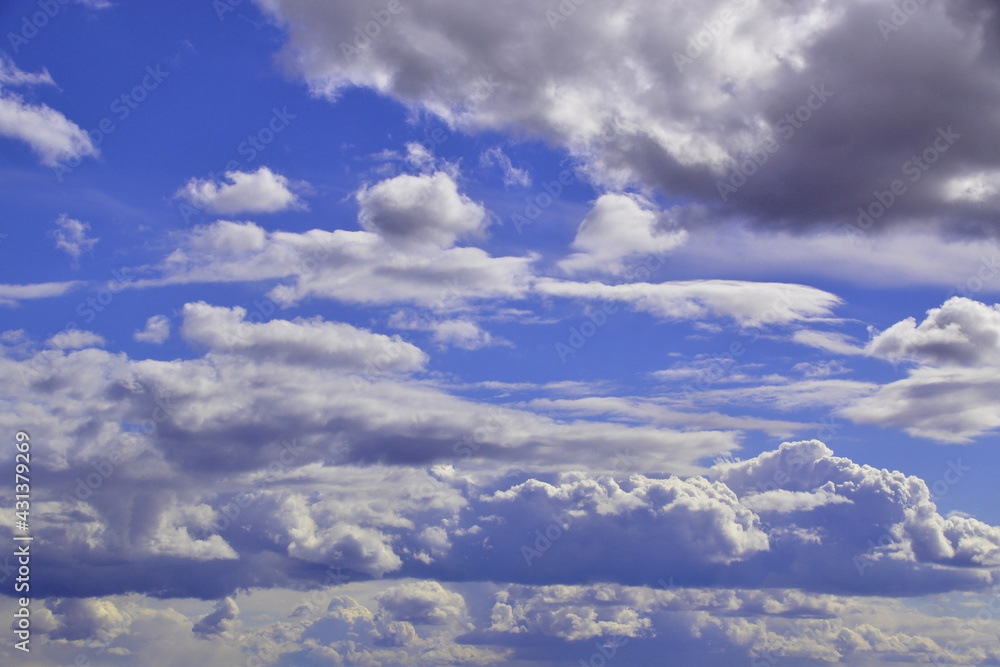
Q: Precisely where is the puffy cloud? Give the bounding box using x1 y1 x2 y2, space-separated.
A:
535 277 841 326
255 0 1000 235
843 297 1000 442
356 171 488 248
46 328 105 350
557 194 687 276
0 56 98 166
174 166 306 215
375 581 468 625
135 315 170 344
866 297 1000 367
50 214 98 264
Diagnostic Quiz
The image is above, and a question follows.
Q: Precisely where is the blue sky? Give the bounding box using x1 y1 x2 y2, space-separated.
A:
3 0 1000 664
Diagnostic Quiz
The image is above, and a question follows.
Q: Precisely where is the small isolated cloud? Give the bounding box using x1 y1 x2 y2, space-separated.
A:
51 214 98 265
0 57 98 167
480 146 531 187
46 329 105 349
175 166 307 215
558 194 688 276
135 315 170 344
356 171 488 248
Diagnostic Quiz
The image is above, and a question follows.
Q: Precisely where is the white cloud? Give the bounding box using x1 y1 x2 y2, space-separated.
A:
175 166 306 215
0 57 98 167
181 301 428 371
135 315 170 344
665 223 1000 290
480 146 531 187
142 219 536 308
357 171 488 247
535 277 841 326
866 297 1000 367
557 194 688 276
842 297 1000 443
51 214 98 264
0 280 82 306
47 329 105 350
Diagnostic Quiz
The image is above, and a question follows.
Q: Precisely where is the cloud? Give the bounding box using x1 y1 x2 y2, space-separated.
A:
141 218 536 308
180 301 428 371
843 297 1000 442
46 329 105 350
535 277 841 326
135 315 170 344
0 280 82 306
0 57 98 166
192 597 239 638
866 297 1000 366
480 146 531 187
256 0 1000 235
388 311 503 350
557 194 688 276
175 166 307 215
356 171 488 247
51 214 98 265
375 581 468 625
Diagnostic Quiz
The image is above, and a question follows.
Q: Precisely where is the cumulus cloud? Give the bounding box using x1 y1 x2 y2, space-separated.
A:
135 315 170 344
866 297 1000 366
51 214 98 265
356 171 488 248
46 328 105 349
175 166 307 215
843 297 1000 442
255 0 1000 235
557 194 688 276
0 56 98 166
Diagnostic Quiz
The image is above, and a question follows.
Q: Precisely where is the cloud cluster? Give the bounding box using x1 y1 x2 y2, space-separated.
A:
255 0 1000 235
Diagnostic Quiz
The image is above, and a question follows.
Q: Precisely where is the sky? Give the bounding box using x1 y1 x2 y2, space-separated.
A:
2 0 1000 664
